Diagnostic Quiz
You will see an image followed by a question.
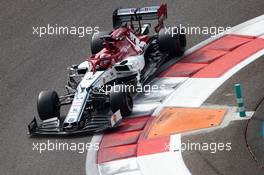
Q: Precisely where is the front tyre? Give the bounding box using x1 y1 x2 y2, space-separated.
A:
37 90 60 120
158 27 186 57
110 85 133 117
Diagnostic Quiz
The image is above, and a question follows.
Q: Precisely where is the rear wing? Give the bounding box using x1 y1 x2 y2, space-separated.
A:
113 4 167 32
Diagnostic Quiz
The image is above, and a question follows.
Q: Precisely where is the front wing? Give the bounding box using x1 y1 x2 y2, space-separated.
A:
28 110 123 136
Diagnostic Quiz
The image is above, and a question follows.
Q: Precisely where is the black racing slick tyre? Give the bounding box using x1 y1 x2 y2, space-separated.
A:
37 90 60 120
113 9 122 29
91 31 110 54
158 27 186 57
110 85 133 117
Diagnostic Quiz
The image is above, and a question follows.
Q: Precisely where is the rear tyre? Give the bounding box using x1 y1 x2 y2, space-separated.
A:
91 31 110 54
113 9 122 29
37 90 60 120
110 85 133 117
158 27 186 57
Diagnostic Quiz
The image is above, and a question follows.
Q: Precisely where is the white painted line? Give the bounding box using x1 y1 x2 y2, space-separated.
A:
98 157 140 175
229 17 264 36
133 103 160 112
86 135 102 175
163 78 220 107
115 170 142 175
150 77 188 86
169 134 182 152
137 152 191 175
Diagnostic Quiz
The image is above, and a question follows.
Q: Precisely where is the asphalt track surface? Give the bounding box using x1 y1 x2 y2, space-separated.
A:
0 0 263 175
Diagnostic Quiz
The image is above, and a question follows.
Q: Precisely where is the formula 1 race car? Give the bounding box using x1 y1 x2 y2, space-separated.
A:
28 4 186 135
